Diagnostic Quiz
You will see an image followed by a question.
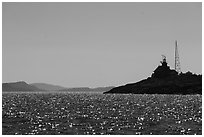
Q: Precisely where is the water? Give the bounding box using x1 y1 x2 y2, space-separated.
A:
2 92 202 135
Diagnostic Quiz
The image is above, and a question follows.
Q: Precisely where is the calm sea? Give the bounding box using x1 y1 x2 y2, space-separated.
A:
2 92 202 135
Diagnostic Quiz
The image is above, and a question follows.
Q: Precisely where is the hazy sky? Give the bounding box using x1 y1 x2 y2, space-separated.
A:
3 2 202 87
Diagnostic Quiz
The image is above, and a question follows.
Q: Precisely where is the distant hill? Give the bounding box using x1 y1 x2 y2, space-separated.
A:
92 87 115 92
31 83 66 91
2 81 42 92
2 81 114 92
60 86 115 92
30 83 114 92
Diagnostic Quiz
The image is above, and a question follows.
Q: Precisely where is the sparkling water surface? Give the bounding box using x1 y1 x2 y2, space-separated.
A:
2 92 202 135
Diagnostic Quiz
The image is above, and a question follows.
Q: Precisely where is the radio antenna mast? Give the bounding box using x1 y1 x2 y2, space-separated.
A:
175 40 181 73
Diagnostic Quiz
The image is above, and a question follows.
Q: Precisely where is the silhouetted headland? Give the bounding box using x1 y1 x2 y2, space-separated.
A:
104 57 202 95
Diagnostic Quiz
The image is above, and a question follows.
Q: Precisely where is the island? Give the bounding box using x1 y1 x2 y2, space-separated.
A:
104 56 202 95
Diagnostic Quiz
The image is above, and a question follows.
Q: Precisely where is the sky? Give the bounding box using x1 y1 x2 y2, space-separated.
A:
2 2 202 88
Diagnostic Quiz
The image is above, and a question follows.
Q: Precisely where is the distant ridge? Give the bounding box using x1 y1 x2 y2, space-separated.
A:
31 83 66 91
2 81 114 92
2 81 42 92
31 83 115 92
59 86 115 92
